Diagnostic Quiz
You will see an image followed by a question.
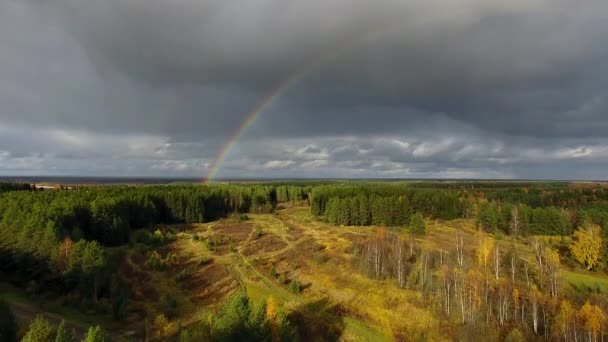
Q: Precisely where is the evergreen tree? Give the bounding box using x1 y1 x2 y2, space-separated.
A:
409 213 426 235
54 320 76 342
83 325 105 342
22 315 55 342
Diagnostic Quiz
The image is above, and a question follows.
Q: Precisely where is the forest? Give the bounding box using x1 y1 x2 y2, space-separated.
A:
1 181 608 341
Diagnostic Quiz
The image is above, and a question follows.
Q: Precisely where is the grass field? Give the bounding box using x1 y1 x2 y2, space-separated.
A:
563 270 608 293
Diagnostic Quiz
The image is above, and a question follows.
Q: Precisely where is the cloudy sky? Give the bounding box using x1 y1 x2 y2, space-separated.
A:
1 0 608 179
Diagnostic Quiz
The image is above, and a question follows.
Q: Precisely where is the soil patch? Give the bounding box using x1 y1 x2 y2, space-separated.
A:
241 234 288 256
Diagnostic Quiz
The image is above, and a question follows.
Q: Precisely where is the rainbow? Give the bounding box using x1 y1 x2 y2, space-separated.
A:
203 68 310 183
203 22 411 183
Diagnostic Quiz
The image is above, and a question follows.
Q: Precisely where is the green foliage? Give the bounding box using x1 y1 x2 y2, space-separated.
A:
269 266 277 279
82 325 105 342
176 268 191 283
0 299 17 342
254 227 263 239
238 214 249 222
54 320 76 342
290 280 301 293
200 256 213 266
145 251 177 271
21 315 55 342
211 293 296 342
409 213 426 235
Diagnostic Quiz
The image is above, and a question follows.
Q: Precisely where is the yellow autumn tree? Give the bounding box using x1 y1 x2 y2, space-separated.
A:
578 301 605 342
570 225 603 270
476 233 494 269
553 300 574 341
266 296 279 342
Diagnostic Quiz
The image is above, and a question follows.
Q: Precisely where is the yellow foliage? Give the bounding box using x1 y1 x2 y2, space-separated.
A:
578 301 605 338
266 296 279 342
553 300 574 339
154 314 176 338
570 225 603 270
475 233 494 269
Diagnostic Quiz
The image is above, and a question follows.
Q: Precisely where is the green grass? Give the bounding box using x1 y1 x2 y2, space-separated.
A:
563 270 608 293
343 317 393 342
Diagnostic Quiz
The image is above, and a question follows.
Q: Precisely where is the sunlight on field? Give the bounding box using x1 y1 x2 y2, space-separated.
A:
564 270 608 293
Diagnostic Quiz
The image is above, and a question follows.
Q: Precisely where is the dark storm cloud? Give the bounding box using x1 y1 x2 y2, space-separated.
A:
1 0 608 177
26 0 607 139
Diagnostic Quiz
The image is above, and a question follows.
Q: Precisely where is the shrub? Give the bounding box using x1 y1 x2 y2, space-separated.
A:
269 266 277 278
176 269 191 283
200 256 213 266
164 294 178 310
145 251 178 271
254 228 263 239
289 280 300 294
238 214 249 222
313 251 329 265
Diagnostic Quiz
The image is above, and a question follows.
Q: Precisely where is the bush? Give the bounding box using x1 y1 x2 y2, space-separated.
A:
238 214 249 222
254 228 263 239
313 251 329 265
289 280 301 293
199 256 213 266
164 294 178 310
145 251 178 271
269 266 277 278
176 269 191 283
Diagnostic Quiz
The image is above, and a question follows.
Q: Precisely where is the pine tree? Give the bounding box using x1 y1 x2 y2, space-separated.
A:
409 213 426 235
83 325 105 342
22 315 55 342
55 320 76 342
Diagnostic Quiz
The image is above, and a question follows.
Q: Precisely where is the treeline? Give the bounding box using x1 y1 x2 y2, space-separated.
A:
311 183 608 236
0 182 34 193
477 202 572 236
311 185 463 225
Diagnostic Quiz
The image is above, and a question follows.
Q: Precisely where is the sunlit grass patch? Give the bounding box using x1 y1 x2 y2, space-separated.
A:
564 270 608 293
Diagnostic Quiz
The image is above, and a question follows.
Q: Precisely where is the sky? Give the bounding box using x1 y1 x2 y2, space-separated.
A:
1 0 608 179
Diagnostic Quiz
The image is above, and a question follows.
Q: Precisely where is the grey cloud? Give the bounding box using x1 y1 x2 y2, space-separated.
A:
2 0 608 178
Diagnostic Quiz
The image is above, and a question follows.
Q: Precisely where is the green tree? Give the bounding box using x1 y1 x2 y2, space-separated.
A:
82 325 105 342
22 315 55 342
0 299 17 342
55 320 76 342
409 213 426 235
